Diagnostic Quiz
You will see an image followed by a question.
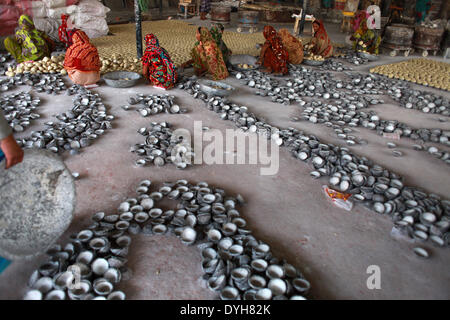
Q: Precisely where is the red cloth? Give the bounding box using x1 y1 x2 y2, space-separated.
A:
259 25 289 75
0 5 20 21
64 30 101 72
0 5 20 36
58 14 78 48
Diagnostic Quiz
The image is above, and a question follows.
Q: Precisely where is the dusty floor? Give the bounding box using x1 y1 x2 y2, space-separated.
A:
0 20 449 300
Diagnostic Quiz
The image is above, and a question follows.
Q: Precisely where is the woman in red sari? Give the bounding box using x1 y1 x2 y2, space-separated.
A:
311 20 333 58
58 14 78 48
141 33 177 90
257 25 289 75
64 30 101 86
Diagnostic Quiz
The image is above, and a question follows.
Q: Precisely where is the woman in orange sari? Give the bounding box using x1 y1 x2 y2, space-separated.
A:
64 30 101 86
257 25 289 75
278 28 304 65
310 20 333 58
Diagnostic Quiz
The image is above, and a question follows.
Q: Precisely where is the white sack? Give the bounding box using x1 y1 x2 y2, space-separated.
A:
33 17 61 41
76 0 110 16
42 0 67 8
73 17 109 38
31 1 47 18
47 5 77 19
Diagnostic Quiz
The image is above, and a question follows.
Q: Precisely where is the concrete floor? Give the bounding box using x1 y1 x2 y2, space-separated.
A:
0 21 449 300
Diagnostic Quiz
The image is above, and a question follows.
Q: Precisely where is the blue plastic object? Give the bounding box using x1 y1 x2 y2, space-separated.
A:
0 147 10 274
0 257 11 274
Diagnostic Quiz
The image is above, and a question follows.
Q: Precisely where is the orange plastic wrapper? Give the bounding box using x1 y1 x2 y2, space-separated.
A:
322 185 353 211
323 186 352 201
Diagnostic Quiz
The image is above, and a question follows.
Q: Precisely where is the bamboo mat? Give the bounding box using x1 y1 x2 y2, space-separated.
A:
91 20 265 66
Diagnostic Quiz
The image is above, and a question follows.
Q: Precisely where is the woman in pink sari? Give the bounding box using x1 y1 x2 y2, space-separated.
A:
310 20 333 58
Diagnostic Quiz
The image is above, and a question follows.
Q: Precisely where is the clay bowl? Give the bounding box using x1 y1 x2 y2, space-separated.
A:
103 71 141 88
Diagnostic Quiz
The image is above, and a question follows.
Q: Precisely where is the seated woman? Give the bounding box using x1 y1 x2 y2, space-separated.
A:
278 28 304 65
351 13 381 55
58 14 79 49
257 25 289 75
310 20 333 58
141 33 177 90
210 24 232 66
188 27 229 80
4 15 55 64
63 30 101 86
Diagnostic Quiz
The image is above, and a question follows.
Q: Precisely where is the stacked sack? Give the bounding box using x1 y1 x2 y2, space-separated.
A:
0 0 79 38
34 0 80 40
0 0 109 40
69 0 110 39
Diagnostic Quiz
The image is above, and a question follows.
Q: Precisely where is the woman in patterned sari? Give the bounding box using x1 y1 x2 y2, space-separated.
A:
4 15 54 63
210 24 232 66
64 30 101 86
278 28 304 65
257 25 289 75
310 20 333 58
190 27 229 80
141 34 177 90
351 14 381 55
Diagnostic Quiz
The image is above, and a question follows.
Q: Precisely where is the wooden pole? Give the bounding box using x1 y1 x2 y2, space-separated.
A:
299 0 308 35
135 0 143 59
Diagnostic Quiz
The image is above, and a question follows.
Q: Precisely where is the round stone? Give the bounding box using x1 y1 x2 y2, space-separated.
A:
0 150 75 260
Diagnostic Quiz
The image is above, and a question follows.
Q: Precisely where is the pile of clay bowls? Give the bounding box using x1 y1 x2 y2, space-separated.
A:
198 80 235 97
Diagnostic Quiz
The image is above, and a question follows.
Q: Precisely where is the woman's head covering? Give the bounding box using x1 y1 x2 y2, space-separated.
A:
141 33 177 88
210 24 223 43
72 30 90 44
260 25 288 71
278 28 303 64
353 10 370 32
18 15 35 31
263 25 277 40
263 26 285 55
145 33 159 47
199 27 213 42
64 30 101 72
61 14 69 24
211 23 224 33
313 20 326 35
14 14 52 60
191 27 228 80
142 33 170 65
